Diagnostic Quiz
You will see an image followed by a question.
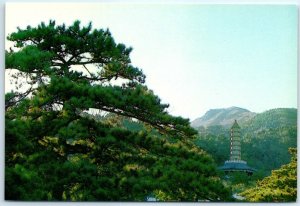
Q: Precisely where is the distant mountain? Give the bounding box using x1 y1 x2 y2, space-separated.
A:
191 106 256 128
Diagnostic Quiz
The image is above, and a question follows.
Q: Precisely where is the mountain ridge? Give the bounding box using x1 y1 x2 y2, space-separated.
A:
191 106 256 128
191 106 297 128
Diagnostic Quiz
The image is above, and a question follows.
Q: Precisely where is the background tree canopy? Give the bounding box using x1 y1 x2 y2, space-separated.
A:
5 20 231 201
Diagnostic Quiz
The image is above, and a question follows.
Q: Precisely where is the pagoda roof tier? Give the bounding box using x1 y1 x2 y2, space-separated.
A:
219 160 256 173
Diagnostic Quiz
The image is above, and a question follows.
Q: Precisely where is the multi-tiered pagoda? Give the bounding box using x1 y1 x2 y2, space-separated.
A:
219 120 256 175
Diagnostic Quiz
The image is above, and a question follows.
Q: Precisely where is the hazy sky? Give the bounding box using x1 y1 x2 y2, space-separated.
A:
5 3 298 120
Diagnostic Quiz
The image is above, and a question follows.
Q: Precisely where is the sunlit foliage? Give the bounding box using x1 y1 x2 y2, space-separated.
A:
240 148 297 202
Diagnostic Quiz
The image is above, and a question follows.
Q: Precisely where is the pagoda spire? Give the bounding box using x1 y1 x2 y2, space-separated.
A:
230 119 241 160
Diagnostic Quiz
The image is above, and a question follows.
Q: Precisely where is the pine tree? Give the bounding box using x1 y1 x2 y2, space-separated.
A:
5 20 231 201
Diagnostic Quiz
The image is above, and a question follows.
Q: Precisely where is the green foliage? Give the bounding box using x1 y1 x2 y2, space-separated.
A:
195 132 229 164
5 20 231 201
240 148 297 202
242 126 296 175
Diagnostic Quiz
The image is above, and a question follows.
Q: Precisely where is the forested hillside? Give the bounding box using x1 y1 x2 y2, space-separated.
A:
242 108 296 131
194 108 297 176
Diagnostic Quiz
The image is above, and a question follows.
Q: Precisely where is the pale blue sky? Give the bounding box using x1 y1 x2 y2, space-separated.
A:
5 3 298 120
